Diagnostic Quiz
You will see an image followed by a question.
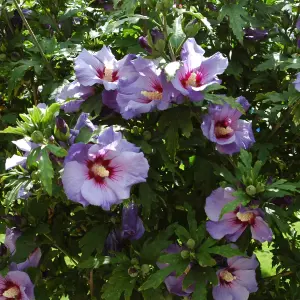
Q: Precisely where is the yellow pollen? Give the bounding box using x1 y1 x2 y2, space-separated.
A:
215 126 234 136
3 286 20 298
236 212 254 222
91 164 110 177
103 68 114 81
220 270 236 282
141 91 163 101
186 72 198 87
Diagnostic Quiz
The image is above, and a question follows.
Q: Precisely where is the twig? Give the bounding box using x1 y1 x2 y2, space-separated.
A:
13 0 55 77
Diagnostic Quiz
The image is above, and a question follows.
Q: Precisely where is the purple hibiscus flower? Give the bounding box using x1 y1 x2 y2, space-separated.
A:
171 38 228 102
201 96 255 154
74 46 137 90
205 187 273 243
157 244 195 297
294 73 300 92
213 255 259 300
56 80 94 113
62 126 149 210
4 228 21 255
5 138 39 170
121 203 145 240
116 57 179 119
297 18 300 31
244 28 268 41
0 271 35 300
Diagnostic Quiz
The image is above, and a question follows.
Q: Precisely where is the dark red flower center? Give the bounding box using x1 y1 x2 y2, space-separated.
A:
180 71 203 89
140 80 163 102
86 156 114 185
215 118 234 138
97 67 119 82
2 282 21 299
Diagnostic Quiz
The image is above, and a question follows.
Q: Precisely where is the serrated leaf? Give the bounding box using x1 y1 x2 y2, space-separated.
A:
165 126 179 160
175 225 191 242
41 103 60 125
138 183 156 217
196 251 216 267
192 278 207 300
45 144 68 157
0 127 25 135
219 3 248 42
78 256 105 269
26 147 41 168
207 245 244 258
38 148 54 196
170 15 186 50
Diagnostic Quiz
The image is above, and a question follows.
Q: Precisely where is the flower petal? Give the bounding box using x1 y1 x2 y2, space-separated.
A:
5 155 27 170
234 269 258 293
228 255 259 270
250 216 273 242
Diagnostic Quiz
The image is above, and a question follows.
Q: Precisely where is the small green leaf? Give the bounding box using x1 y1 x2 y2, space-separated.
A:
45 144 68 157
175 225 191 242
170 15 186 50
27 147 41 168
81 94 102 115
196 251 216 267
208 245 244 258
0 127 25 135
41 103 60 125
38 148 54 196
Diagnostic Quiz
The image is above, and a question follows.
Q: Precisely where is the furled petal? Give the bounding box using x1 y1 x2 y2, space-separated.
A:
164 274 195 297
12 139 38 152
293 73 300 92
181 38 205 69
233 120 255 151
104 229 123 254
102 90 120 112
61 100 85 113
5 155 27 170
64 143 91 164
10 248 42 272
4 228 21 255
62 161 89 206
228 255 259 270
205 187 236 221
250 216 273 242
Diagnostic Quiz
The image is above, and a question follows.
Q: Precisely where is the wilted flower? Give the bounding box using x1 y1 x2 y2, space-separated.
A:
121 203 145 240
74 46 137 90
201 96 255 154
56 80 94 113
205 187 273 243
117 57 179 119
172 38 228 101
139 36 152 53
62 126 149 209
69 113 97 144
244 28 268 41
4 228 21 255
213 255 259 300
0 271 35 300
294 73 300 92
157 244 195 297
5 138 39 170
10 248 42 272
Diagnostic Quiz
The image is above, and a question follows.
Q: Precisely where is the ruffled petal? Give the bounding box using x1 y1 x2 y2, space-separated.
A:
250 216 273 242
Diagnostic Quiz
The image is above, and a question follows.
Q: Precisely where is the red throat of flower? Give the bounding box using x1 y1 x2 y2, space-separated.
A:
97 67 119 82
2 282 21 299
86 156 114 185
180 71 203 89
140 81 163 102
215 118 234 139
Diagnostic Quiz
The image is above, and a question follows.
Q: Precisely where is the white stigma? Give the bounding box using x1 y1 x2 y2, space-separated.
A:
91 165 110 177
103 68 114 82
186 72 198 87
141 91 163 101
220 270 236 282
236 212 254 222
3 286 20 298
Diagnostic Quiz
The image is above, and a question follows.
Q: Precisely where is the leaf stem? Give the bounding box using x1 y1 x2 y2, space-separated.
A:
13 0 55 77
44 233 78 265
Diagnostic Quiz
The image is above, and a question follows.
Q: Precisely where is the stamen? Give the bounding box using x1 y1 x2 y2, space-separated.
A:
236 212 254 222
91 165 110 178
141 91 163 101
215 126 234 137
186 72 198 87
220 270 236 282
3 286 20 298
103 68 114 81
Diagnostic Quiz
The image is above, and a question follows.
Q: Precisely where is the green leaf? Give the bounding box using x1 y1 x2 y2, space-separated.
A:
75 127 94 143
138 183 156 217
192 278 207 300
239 149 252 170
218 3 248 42
45 144 68 157
38 148 54 196
208 245 244 258
81 94 102 115
78 255 105 269
170 15 186 50
41 103 60 125
165 126 179 160
185 203 197 239
139 265 174 291
79 225 108 260
26 147 41 168
196 251 216 267
13 229 36 263
182 10 212 31
0 127 25 135
175 225 191 242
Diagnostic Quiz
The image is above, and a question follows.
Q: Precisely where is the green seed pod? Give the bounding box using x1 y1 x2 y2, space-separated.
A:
131 258 139 265
186 238 196 249
181 250 190 259
30 130 44 143
256 182 265 193
141 264 150 275
128 267 139 277
246 185 257 196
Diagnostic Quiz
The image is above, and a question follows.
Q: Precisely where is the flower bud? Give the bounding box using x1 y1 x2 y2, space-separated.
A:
128 266 139 277
184 19 201 37
246 185 257 196
132 126 140 135
186 238 196 249
256 183 265 193
54 117 70 142
138 36 152 53
31 130 44 143
143 131 152 141
141 264 150 275
181 250 190 259
131 258 139 265
150 28 164 44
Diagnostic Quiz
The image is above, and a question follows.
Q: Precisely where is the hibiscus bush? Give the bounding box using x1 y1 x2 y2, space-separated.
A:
1 0 300 299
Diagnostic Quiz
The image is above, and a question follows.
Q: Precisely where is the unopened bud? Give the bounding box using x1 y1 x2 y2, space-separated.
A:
138 36 152 53
186 238 196 249
141 264 150 275
256 183 265 193
31 130 44 143
131 258 139 265
246 185 257 196
181 250 190 259
54 117 70 142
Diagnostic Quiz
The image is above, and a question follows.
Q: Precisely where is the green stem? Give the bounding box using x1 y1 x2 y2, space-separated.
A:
13 0 55 77
44 233 78 265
